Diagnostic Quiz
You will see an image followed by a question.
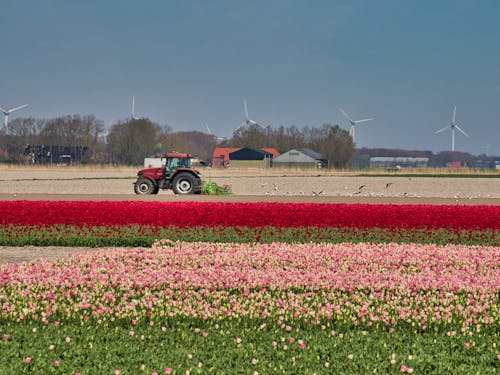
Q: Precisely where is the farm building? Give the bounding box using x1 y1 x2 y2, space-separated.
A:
369 157 429 168
273 148 326 169
212 147 279 168
212 148 240 167
228 147 276 168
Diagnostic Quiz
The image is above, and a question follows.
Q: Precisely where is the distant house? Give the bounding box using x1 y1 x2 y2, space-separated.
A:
212 147 279 168
369 157 429 168
273 148 326 169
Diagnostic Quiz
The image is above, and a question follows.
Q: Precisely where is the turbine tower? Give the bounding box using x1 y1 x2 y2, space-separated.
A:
339 108 374 143
435 105 469 152
0 104 28 133
131 96 139 120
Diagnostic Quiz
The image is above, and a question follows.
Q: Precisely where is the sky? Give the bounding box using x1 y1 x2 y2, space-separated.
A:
1 0 499 156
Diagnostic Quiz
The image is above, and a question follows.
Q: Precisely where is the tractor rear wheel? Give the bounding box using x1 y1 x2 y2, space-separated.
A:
134 178 155 195
172 172 200 195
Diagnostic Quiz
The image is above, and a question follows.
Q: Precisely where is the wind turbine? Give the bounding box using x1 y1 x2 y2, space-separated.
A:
243 99 266 129
205 123 226 142
1 104 28 133
339 108 374 143
131 96 139 120
435 105 469 152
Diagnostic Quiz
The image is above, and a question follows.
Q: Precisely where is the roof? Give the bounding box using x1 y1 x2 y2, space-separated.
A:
297 148 323 160
213 147 279 161
229 147 274 160
212 148 240 161
261 148 280 157
274 148 323 163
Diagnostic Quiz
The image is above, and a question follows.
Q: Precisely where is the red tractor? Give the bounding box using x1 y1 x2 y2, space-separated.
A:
134 153 203 195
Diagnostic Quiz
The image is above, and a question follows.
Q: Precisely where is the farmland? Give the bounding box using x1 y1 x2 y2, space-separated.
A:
0 166 499 373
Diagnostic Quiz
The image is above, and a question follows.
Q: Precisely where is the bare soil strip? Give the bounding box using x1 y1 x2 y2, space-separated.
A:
0 246 107 265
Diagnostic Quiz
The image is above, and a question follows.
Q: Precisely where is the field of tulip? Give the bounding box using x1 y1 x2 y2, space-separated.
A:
0 201 499 373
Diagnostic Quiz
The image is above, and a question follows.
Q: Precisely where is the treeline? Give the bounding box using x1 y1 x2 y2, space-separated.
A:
3 116 493 168
1 115 105 164
1 116 356 168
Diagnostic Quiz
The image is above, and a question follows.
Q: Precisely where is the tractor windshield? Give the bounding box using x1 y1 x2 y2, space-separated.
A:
165 157 190 172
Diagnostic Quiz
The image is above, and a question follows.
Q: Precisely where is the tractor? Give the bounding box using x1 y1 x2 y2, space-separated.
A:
134 153 202 195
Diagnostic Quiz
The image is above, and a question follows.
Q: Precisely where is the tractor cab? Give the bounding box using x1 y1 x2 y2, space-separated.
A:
164 154 191 176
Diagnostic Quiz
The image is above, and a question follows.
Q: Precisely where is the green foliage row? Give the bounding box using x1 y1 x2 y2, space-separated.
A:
0 225 497 247
202 182 232 195
1 318 498 374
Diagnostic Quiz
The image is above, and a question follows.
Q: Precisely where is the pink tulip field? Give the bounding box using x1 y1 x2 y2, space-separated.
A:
0 201 499 373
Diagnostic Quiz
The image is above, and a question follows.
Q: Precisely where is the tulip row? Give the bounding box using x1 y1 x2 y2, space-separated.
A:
1 240 499 373
0 201 499 229
0 224 498 246
1 241 498 328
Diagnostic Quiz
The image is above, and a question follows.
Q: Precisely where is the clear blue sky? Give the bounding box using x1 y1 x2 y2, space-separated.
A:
1 0 499 156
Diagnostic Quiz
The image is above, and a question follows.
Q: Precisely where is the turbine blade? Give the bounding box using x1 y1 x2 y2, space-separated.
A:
455 125 469 137
244 99 249 120
233 123 245 133
339 108 353 122
435 126 449 134
0 107 7 114
452 105 456 124
354 118 374 124
8 104 28 113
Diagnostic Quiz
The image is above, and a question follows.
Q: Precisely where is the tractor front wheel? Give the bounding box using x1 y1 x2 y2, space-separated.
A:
172 172 201 195
134 178 156 195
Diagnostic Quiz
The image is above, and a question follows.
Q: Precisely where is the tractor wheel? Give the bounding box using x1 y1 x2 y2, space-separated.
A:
172 172 199 195
194 177 202 194
134 178 155 195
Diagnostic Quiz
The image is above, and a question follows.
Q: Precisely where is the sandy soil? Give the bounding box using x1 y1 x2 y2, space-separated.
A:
0 168 499 200
0 167 498 264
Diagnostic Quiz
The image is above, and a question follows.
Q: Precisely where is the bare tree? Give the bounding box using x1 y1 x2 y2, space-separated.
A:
39 115 104 163
158 130 216 163
107 118 162 165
